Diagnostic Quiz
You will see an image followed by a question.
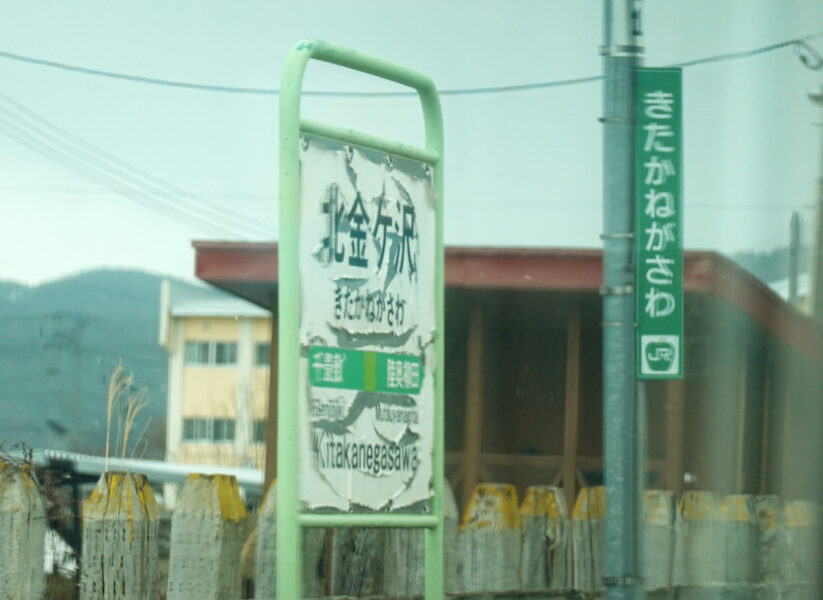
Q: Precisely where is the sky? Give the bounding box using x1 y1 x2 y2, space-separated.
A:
0 1 822 285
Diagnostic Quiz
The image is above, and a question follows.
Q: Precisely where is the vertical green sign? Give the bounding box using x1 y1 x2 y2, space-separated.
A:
635 67 683 379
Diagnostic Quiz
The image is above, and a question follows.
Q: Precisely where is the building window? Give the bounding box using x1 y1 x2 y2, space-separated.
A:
255 343 270 367
252 419 266 443
185 341 210 365
182 417 236 443
214 342 237 365
185 341 237 366
213 418 236 442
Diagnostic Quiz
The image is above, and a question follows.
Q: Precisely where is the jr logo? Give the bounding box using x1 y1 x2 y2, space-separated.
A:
646 342 674 369
640 335 679 376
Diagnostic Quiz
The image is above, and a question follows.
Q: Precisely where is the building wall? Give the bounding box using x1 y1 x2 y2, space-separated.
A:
167 315 271 471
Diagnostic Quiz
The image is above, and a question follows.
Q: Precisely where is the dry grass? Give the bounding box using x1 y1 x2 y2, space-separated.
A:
104 363 150 471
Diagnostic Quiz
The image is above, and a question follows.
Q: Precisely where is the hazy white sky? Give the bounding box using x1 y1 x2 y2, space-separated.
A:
0 1 821 284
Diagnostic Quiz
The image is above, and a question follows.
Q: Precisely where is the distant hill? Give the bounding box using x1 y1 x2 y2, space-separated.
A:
0 279 27 303
0 270 226 460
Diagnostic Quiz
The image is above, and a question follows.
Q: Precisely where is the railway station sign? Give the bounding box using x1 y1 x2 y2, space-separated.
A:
635 67 683 379
298 135 436 511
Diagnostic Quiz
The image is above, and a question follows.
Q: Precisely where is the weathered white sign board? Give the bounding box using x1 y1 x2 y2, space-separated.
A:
298 135 436 512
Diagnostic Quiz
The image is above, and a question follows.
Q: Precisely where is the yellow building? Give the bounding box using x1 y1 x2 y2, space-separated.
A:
158 280 271 484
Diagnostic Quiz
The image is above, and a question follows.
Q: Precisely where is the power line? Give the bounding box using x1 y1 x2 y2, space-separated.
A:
0 184 814 211
0 92 272 237
0 185 274 201
0 94 274 239
0 114 244 239
0 32 820 97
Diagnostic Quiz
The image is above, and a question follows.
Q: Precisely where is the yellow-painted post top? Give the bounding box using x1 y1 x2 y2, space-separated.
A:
678 490 721 521
181 473 248 523
721 495 754 523
461 483 520 532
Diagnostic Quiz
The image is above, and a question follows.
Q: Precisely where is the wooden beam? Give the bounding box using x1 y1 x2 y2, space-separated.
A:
666 379 685 497
479 453 563 468
448 451 638 471
462 302 485 510
562 308 581 509
445 451 465 466
263 314 279 491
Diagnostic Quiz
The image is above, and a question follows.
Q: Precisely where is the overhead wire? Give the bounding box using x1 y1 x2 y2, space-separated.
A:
0 185 274 201
0 31 819 97
0 93 270 237
0 93 272 239
0 31 817 241
0 92 272 236
0 113 246 239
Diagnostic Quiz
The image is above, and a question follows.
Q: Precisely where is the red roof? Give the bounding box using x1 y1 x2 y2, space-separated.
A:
193 241 823 360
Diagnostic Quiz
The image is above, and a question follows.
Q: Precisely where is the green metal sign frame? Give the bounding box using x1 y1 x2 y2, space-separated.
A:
277 40 445 599
635 67 684 380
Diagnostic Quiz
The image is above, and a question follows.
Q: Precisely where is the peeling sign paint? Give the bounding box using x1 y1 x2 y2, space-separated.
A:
298 135 435 512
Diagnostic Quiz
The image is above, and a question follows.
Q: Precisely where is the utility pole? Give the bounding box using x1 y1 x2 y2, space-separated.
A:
601 1 643 599
809 86 823 322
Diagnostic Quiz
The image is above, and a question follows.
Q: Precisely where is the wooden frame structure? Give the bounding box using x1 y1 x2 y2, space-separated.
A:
194 243 823 509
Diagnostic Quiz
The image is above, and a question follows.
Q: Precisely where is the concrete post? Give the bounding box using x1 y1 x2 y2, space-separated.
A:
80 471 160 600
384 526 424 597
781 500 818 583
754 495 783 584
383 479 457 597
255 480 278 600
721 495 758 584
519 485 569 591
642 489 674 591
572 485 606 591
331 527 386 596
546 486 571 591
443 479 459 593
0 463 46 600
166 474 248 600
457 483 521 593
255 479 325 599
672 491 724 586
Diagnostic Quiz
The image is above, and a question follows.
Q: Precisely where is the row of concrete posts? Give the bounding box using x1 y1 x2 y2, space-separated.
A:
0 462 819 599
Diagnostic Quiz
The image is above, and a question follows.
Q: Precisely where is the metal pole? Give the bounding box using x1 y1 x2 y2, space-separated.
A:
789 211 800 307
601 1 643 599
809 87 823 321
